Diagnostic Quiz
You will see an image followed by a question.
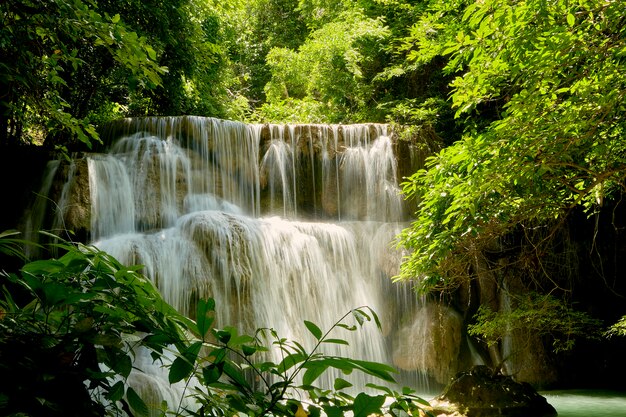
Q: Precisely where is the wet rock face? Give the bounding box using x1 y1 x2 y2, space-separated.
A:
435 365 558 417
392 303 463 385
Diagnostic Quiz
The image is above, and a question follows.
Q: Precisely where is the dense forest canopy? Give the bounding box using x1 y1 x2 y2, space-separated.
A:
1 0 626 332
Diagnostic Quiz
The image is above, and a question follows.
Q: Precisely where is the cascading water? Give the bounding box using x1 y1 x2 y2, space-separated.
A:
27 116 452 409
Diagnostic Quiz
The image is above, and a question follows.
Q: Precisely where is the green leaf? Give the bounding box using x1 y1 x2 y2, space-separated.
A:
401 386 416 396
567 13 575 27
352 309 370 326
277 352 307 373
222 361 251 392
292 340 308 354
21 259 65 275
107 381 125 402
126 386 149 416
336 323 357 331
333 377 353 390
41 282 70 306
108 351 132 378
365 383 393 395
302 361 330 386
241 344 258 356
324 406 344 417
230 334 255 347
202 363 223 384
348 359 397 382
146 45 157 61
196 298 215 339
308 405 322 417
304 320 323 340
352 393 385 417
368 308 382 331
209 347 227 363
322 338 349 345
215 329 232 344
169 341 202 383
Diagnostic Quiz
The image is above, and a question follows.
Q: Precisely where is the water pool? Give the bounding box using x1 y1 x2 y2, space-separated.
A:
542 390 626 417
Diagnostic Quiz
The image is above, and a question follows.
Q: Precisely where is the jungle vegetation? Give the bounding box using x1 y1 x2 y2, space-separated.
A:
1 0 626 410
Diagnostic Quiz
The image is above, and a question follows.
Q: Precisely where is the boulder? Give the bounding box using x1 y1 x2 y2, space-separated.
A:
429 365 557 417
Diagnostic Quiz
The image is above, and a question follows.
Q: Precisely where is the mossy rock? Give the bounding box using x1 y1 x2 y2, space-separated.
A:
435 365 558 417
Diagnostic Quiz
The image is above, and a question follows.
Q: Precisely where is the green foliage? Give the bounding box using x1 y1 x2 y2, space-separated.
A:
395 0 626 292
0 0 248 148
101 0 243 119
238 0 457 125
467 293 603 353
257 8 390 123
1 0 467 135
0 0 167 148
179 302 428 416
605 316 626 338
0 235 191 416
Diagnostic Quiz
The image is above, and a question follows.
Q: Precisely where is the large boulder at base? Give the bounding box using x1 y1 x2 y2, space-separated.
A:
428 365 557 417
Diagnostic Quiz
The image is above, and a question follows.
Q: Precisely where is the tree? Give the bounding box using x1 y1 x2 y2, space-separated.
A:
256 7 390 122
374 0 467 140
396 0 626 293
96 0 245 119
0 0 166 148
0 0 248 149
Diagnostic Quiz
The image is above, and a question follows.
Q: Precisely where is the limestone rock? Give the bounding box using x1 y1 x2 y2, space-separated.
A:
392 303 463 384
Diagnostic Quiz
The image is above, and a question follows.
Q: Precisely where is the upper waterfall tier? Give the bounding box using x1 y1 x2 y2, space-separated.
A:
42 116 429 238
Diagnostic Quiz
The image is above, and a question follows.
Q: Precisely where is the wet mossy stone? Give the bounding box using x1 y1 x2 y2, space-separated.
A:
437 365 558 417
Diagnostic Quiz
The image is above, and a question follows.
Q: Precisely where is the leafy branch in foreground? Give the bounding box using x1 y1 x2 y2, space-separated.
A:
172 301 430 417
0 235 192 416
605 316 626 338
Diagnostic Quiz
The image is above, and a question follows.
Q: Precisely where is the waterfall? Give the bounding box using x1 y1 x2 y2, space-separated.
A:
29 116 452 407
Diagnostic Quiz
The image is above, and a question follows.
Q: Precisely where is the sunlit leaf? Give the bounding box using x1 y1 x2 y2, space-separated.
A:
322 338 349 345
333 377 353 390
352 393 385 417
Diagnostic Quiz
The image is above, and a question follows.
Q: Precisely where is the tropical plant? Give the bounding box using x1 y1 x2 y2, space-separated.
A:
173 300 430 417
0 234 193 416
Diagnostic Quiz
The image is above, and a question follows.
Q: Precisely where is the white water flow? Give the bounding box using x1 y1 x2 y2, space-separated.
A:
85 117 420 393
